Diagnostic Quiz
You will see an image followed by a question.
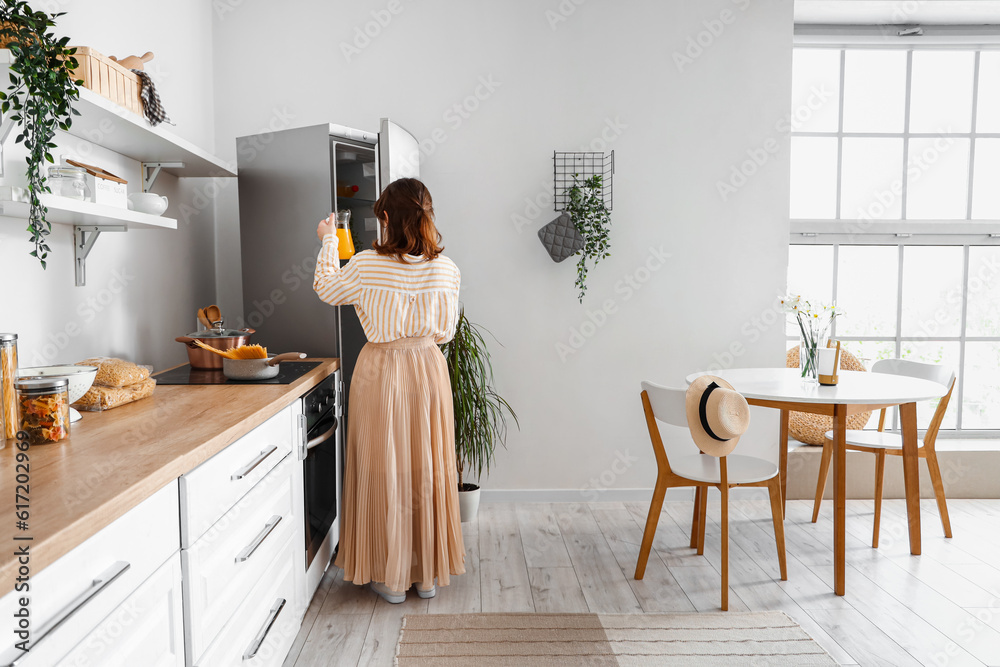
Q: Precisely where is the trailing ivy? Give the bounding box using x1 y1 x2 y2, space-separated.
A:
0 2 80 269
565 174 612 302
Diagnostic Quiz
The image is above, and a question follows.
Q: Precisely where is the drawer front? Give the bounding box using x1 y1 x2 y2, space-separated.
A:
183 454 295 663
0 480 180 667
194 541 300 667
180 403 296 547
56 552 184 667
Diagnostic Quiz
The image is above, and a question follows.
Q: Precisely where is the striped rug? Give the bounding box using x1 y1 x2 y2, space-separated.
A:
395 612 838 666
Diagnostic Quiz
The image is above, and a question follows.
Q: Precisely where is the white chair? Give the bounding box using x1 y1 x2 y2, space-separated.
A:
635 380 787 611
811 359 956 548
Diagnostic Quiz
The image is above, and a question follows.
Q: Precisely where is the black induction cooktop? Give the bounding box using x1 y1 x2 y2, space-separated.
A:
153 361 321 385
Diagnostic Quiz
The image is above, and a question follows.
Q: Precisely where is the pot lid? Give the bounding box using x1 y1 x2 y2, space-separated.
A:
186 320 251 338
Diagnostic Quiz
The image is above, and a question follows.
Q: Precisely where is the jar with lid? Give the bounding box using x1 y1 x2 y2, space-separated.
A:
15 377 70 445
47 165 91 201
1 333 17 440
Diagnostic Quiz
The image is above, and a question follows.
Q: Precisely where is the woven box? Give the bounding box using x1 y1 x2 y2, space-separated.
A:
69 46 142 117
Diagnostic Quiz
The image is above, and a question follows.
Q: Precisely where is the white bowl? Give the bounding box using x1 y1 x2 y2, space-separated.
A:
17 366 98 422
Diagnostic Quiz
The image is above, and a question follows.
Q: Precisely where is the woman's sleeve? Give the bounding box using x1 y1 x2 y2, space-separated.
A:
313 234 363 305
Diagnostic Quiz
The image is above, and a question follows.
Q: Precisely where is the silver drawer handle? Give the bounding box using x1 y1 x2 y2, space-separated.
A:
231 445 278 481
243 597 286 661
236 515 282 563
0 561 130 666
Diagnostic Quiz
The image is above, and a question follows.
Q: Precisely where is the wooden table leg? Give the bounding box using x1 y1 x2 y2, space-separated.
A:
779 409 789 518
900 401 922 556
833 404 847 596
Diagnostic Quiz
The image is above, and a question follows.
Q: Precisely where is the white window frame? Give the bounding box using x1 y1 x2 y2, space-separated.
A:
790 25 1000 435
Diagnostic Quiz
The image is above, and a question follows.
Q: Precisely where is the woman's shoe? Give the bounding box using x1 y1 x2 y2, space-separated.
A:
370 582 406 604
416 584 436 599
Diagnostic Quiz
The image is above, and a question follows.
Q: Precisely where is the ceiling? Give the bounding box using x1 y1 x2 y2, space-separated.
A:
795 1 1000 24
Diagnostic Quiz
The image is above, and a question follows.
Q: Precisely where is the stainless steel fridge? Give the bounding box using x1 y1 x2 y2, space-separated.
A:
236 119 419 394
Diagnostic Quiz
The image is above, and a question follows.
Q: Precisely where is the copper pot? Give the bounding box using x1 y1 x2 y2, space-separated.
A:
175 321 255 369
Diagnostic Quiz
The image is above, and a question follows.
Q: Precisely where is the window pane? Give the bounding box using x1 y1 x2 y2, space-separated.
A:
972 139 1000 220
901 246 964 337
899 341 960 429
842 340 896 429
909 51 975 133
791 49 841 133
836 246 899 337
977 52 1000 133
843 50 907 133
841 138 904 221
962 342 1000 429
790 137 839 219
787 245 834 335
905 138 970 219
966 247 1000 337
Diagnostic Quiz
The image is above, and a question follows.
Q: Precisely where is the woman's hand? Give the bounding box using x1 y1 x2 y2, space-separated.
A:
317 214 335 241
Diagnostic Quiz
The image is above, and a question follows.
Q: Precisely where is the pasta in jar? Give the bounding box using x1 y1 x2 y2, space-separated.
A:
15 377 70 445
1 334 17 440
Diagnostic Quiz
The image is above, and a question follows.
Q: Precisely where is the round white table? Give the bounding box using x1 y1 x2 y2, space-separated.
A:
685 368 949 596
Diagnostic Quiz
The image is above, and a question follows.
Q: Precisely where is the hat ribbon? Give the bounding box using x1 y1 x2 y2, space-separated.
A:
699 381 727 442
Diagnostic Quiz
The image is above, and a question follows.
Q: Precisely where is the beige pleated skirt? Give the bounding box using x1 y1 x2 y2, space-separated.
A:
335 336 466 592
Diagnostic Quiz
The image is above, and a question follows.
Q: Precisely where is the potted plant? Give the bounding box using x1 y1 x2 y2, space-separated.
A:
564 174 612 302
0 2 81 268
441 309 517 522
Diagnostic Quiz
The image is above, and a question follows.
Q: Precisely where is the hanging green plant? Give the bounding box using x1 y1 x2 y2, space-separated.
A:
564 174 612 303
0 2 81 269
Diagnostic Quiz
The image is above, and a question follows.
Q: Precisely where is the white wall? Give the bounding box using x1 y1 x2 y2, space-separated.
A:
211 0 794 493
0 0 220 371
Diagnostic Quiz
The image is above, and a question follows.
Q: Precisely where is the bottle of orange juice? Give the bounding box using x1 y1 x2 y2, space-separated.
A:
335 210 355 260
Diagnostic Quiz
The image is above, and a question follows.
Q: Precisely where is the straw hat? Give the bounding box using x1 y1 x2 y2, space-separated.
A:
685 375 751 457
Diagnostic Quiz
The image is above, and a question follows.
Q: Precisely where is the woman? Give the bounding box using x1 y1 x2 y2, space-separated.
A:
313 178 465 604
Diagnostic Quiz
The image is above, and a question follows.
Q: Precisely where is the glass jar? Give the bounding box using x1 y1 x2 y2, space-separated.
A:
15 377 70 445
1 333 17 440
47 166 91 201
335 209 355 260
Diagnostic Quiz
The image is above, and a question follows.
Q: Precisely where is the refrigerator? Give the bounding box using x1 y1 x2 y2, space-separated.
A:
236 119 420 402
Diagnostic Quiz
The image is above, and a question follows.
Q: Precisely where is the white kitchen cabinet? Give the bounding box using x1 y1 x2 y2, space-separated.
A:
0 480 180 667
55 552 184 667
179 404 295 548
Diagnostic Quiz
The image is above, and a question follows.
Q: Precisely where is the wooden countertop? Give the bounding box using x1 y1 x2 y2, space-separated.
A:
0 358 339 593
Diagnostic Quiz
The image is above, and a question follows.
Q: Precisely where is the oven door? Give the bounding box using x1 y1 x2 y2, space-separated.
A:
304 408 340 576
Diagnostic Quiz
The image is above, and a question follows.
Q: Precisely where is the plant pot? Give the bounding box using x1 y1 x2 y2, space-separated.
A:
458 484 481 523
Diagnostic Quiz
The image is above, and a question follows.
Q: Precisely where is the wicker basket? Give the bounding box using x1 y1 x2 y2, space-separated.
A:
68 46 143 117
786 346 874 445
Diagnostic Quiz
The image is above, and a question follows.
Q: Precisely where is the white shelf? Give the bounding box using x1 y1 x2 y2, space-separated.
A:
0 194 177 230
0 50 235 179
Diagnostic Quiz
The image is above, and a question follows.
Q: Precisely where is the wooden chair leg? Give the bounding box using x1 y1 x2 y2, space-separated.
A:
767 477 788 581
690 486 702 549
696 486 708 556
635 476 669 579
924 449 953 539
812 440 833 523
873 450 885 548
720 480 729 611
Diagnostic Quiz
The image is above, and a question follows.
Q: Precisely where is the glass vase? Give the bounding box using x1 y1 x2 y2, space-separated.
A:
799 335 822 384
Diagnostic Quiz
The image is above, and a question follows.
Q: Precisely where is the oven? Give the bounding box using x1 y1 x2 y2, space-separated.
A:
298 369 343 597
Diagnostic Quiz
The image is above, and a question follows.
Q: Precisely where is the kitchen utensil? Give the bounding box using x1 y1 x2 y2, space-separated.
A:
204 304 222 324
127 192 169 215
16 365 98 423
223 353 307 381
176 320 255 370
197 308 212 330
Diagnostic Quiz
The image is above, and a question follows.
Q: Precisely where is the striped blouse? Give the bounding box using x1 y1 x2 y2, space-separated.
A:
313 234 461 344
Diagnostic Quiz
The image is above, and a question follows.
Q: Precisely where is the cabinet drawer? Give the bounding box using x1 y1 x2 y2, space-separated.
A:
183 454 295 663
0 480 179 667
180 404 296 547
194 541 299 667
56 552 184 667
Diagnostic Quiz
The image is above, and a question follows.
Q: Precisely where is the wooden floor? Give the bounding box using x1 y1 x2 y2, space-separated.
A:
283 499 1000 667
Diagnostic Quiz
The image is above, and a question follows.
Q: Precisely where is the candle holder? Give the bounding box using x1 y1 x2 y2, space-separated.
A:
818 340 841 386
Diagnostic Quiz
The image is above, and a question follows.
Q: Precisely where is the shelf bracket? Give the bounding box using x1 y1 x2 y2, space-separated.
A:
74 225 127 287
141 162 185 192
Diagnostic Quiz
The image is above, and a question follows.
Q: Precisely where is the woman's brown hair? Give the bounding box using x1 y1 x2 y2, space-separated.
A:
372 178 444 262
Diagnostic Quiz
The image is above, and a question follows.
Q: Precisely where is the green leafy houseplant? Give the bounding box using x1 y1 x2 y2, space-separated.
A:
0 2 80 268
440 309 517 492
565 174 612 302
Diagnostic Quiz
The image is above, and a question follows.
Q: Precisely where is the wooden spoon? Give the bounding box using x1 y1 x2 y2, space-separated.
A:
204 304 222 325
197 308 212 330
